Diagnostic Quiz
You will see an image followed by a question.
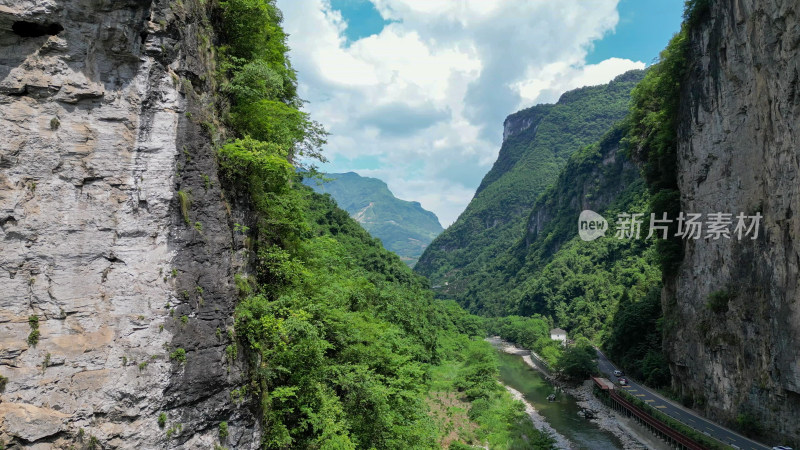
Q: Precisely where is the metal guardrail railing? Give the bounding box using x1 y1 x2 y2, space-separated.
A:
609 389 708 450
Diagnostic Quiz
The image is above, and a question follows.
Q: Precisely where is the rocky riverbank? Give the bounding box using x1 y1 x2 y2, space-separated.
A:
487 337 647 450
502 384 574 449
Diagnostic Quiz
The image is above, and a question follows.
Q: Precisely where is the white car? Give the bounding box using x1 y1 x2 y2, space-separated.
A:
613 370 623 377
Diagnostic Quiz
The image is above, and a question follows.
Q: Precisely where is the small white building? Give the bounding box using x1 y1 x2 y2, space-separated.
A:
550 328 567 342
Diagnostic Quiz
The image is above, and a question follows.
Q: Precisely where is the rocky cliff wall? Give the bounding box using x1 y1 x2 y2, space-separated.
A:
0 0 259 448
668 0 800 443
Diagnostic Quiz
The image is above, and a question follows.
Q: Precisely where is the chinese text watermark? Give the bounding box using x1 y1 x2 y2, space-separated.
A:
579 210 762 242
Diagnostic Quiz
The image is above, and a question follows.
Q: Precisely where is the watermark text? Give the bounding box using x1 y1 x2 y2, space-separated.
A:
578 210 762 242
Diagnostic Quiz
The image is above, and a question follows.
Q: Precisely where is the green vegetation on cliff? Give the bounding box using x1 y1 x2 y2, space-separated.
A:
212 1 555 448
625 24 690 276
479 127 666 383
304 172 444 267
606 285 670 387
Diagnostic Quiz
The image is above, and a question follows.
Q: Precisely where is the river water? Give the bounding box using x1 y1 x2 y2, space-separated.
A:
496 351 623 449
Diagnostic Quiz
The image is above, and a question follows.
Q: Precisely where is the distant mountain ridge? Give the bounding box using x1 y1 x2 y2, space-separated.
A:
304 172 443 266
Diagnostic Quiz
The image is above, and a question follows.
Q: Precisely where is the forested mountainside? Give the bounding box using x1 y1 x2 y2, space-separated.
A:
411 65 670 386
304 172 443 267
415 70 644 297
412 66 674 388
0 0 555 448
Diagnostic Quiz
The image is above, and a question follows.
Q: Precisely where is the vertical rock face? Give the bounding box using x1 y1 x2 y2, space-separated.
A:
0 0 258 448
669 0 800 442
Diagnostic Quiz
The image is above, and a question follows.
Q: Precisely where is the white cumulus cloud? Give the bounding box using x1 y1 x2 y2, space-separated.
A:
276 0 644 226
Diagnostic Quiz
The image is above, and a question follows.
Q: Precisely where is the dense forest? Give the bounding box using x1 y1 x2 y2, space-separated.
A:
212 0 555 448
413 70 672 384
472 124 667 387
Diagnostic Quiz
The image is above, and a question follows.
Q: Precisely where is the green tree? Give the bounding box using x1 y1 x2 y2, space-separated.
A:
557 342 597 380
231 100 327 165
606 285 670 387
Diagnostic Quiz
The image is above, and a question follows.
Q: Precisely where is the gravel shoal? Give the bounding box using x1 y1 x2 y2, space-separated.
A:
488 337 648 450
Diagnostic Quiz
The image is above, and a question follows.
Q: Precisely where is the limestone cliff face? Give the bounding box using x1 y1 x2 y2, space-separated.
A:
668 0 800 443
0 0 258 448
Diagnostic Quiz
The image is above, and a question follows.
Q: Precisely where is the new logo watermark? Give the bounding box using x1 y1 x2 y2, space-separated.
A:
578 210 762 242
578 210 609 241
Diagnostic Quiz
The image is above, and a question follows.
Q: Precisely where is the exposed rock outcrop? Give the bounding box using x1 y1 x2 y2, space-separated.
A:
667 0 800 443
0 0 259 447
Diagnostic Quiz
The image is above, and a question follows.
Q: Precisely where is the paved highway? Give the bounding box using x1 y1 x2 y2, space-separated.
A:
595 350 772 450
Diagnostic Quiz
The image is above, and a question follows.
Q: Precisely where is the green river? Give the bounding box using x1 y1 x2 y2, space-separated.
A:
496 351 624 449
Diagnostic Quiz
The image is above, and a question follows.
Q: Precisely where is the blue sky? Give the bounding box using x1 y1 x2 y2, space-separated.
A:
587 0 684 65
328 0 683 64
329 0 395 43
277 0 683 226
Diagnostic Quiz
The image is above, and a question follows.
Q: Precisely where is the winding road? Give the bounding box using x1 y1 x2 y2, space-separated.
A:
595 350 771 450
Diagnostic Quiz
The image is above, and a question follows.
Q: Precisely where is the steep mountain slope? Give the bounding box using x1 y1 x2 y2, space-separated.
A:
305 172 443 266
659 0 800 444
511 126 666 384
483 127 660 329
416 70 669 386
416 70 644 307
